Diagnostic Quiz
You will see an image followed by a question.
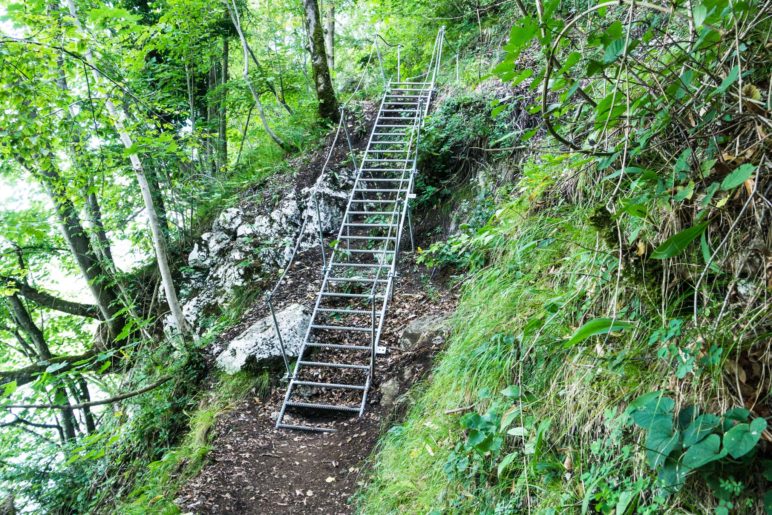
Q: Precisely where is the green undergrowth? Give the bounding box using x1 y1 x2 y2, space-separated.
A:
357 152 768 513
117 370 270 514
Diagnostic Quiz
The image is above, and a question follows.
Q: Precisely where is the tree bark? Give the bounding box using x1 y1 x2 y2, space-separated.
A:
324 4 334 71
1 276 100 319
218 35 228 170
65 0 190 339
84 189 114 266
303 0 339 122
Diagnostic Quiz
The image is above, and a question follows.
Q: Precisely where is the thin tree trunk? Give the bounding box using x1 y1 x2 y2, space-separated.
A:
219 35 228 170
65 0 190 339
225 0 294 152
6 295 78 441
303 0 339 122
324 4 334 71
84 188 114 266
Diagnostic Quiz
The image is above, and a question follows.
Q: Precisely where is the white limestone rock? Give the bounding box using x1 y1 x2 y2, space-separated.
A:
216 303 311 374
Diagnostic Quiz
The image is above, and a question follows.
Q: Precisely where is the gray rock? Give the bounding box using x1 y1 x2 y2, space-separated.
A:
380 378 400 409
216 303 311 374
399 314 449 351
214 207 243 234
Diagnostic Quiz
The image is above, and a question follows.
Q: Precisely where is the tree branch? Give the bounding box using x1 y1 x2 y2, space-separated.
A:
2 276 101 319
1 376 171 410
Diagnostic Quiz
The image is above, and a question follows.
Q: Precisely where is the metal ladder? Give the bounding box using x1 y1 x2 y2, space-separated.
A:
275 29 445 432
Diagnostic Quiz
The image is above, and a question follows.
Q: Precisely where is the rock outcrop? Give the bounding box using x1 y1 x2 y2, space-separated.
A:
176 165 356 331
216 303 311 373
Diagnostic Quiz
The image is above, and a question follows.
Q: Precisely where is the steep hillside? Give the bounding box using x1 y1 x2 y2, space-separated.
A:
358 1 771 513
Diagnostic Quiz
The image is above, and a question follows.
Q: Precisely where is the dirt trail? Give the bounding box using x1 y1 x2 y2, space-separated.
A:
175 260 456 514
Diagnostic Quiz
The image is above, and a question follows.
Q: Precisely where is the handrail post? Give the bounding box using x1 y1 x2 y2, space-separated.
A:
267 294 291 379
374 38 386 84
370 292 376 380
397 45 401 82
313 190 327 271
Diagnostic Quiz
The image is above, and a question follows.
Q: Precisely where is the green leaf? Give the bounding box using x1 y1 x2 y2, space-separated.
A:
722 417 767 459
557 52 581 75
645 422 680 468
693 4 708 27
512 68 533 86
651 222 709 259
720 164 755 190
710 66 739 97
501 385 521 398
564 318 633 348
682 433 723 469
46 362 69 373
683 414 720 447
629 393 675 431
3 381 17 397
603 39 625 64
498 452 518 477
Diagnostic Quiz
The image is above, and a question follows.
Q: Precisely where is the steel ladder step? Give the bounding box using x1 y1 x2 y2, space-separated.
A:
343 222 399 227
315 308 375 315
320 291 387 298
338 235 396 241
305 341 373 350
311 324 373 332
292 380 367 391
328 275 390 282
297 360 370 370
351 188 409 193
334 248 396 254
285 401 360 412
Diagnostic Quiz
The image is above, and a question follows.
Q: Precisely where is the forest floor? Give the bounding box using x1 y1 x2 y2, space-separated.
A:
175 253 457 514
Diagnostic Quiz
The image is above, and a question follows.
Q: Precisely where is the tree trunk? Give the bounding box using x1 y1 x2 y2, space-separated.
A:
6 294 78 441
144 164 170 238
66 0 190 339
15 154 124 338
324 4 334 71
84 188 114 266
218 35 228 170
225 0 295 152
303 0 339 122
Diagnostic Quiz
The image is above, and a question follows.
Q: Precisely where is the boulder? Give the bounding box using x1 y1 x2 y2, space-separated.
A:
380 378 401 409
399 314 449 351
216 303 311 374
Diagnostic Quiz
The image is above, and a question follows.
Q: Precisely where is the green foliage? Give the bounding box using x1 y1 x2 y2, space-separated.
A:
627 392 768 505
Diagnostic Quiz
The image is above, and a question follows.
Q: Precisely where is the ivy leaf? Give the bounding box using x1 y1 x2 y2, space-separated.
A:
723 417 767 459
651 222 709 259
682 433 723 470
720 163 755 190
564 318 633 348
